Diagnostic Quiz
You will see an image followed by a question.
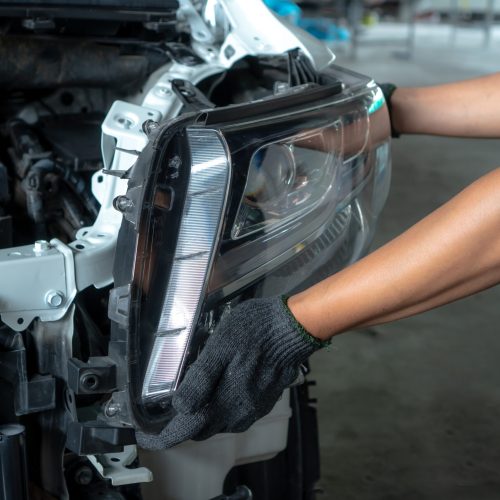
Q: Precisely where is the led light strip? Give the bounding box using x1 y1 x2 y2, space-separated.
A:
142 128 231 401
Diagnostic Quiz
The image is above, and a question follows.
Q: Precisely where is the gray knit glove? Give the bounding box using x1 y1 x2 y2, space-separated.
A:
137 296 329 450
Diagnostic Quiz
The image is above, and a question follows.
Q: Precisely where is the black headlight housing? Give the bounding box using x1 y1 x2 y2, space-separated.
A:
107 65 391 433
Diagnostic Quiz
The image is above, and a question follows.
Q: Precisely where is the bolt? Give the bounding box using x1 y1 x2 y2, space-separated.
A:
105 401 121 418
113 195 134 213
74 465 93 486
33 240 50 255
45 290 64 308
142 119 159 136
168 156 181 170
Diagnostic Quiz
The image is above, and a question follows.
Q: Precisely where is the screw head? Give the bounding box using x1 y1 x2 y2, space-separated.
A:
105 401 121 418
45 290 64 308
33 240 50 255
142 119 159 136
74 466 93 486
113 195 134 213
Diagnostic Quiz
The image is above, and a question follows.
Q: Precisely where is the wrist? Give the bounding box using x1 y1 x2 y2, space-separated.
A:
286 293 331 342
257 297 329 368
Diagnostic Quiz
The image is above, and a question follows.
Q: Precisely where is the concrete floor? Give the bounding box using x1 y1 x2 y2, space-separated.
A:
310 24 500 499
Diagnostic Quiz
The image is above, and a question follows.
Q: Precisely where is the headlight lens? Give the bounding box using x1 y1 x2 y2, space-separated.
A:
206 98 376 300
232 126 340 239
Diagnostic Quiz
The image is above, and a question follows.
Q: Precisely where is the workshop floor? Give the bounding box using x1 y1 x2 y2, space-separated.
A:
310 23 500 500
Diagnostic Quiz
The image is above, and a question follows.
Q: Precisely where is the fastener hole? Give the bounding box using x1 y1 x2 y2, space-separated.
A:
82 231 88 236
110 458 120 463
97 234 106 238
97 175 104 183
17 318 24 325
75 244 85 250
148 112 154 116
82 375 99 390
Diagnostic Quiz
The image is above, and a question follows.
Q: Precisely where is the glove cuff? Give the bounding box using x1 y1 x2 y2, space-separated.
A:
281 295 331 349
379 82 400 138
261 296 330 368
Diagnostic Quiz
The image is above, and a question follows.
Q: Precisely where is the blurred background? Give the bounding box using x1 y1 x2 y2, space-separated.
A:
267 1 500 499
265 0 499 59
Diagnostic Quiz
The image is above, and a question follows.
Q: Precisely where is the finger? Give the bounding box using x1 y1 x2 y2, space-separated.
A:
192 417 227 441
136 412 207 450
173 357 225 414
191 371 254 439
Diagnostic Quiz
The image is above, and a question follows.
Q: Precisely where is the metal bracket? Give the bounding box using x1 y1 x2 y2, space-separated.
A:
71 100 163 293
87 445 153 487
207 0 335 70
0 239 76 331
178 0 216 44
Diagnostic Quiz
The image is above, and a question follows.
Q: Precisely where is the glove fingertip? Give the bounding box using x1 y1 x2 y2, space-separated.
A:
136 412 206 450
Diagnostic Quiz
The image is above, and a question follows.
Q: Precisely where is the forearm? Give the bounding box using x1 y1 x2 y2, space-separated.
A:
289 168 500 340
392 73 500 137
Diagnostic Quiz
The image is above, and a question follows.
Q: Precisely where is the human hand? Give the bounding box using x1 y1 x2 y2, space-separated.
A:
137 296 329 449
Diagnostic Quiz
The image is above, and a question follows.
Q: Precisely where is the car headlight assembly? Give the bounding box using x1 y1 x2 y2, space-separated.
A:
108 70 391 431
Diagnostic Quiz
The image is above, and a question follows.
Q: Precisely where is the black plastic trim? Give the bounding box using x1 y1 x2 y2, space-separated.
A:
203 81 343 126
66 421 135 456
109 114 199 432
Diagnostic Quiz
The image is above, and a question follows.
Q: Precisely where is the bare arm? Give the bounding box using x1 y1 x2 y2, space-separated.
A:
391 73 500 137
288 167 500 340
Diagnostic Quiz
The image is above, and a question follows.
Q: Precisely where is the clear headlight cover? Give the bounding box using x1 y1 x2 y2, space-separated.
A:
205 83 383 301
232 126 341 239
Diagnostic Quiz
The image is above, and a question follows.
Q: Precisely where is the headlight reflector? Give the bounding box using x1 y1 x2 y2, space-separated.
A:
232 126 341 239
